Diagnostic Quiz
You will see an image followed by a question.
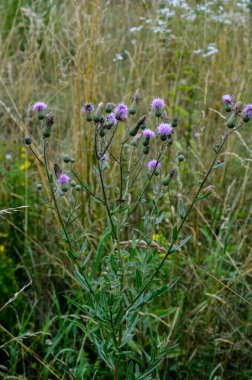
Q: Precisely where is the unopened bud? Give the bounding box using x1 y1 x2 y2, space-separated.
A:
142 137 150 147
86 112 92 122
178 154 185 162
129 116 146 136
227 113 236 129
36 183 42 190
42 126 51 138
171 116 178 128
129 100 137 115
61 184 69 192
24 136 32 145
155 109 162 118
63 154 71 163
93 102 103 123
75 185 81 191
70 180 76 187
105 103 113 113
224 103 232 113
99 127 106 137
162 167 177 186
70 157 75 163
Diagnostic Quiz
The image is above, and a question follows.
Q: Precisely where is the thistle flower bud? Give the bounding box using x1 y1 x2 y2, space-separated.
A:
24 136 32 145
61 184 69 192
167 137 173 146
70 157 75 163
162 167 177 186
142 137 150 146
129 116 146 136
178 154 185 162
94 102 103 122
224 103 232 113
86 113 93 122
42 126 51 138
129 100 137 115
70 180 76 187
63 154 71 163
75 185 81 191
227 113 236 129
171 116 178 128
105 103 113 113
155 109 162 117
99 127 106 137
36 183 42 190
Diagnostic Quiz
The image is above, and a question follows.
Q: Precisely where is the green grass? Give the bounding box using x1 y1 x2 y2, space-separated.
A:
1 0 252 379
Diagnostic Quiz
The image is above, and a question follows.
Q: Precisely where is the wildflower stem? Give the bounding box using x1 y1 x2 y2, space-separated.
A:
29 146 45 166
42 139 96 299
70 169 105 205
127 128 230 311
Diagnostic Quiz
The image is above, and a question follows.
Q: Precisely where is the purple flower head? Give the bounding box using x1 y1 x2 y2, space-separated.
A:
157 123 173 136
243 104 252 118
142 129 156 139
115 103 128 120
32 102 47 111
81 102 95 113
100 153 109 162
151 98 165 110
147 159 161 171
58 174 70 185
222 94 232 104
107 112 117 126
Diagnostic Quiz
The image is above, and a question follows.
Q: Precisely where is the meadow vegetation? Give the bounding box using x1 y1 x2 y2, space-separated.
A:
0 1 252 379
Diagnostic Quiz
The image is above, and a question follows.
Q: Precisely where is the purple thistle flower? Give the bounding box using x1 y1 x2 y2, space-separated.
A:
58 174 70 185
100 153 109 162
142 129 156 139
147 159 161 171
115 103 128 120
222 94 232 104
107 113 117 126
243 104 252 118
81 102 95 113
157 123 173 136
151 98 165 110
32 102 47 111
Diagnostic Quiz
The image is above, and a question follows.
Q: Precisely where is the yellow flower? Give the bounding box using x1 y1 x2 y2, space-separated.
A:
20 161 31 171
152 233 159 241
21 147 26 152
0 245 5 253
21 153 26 159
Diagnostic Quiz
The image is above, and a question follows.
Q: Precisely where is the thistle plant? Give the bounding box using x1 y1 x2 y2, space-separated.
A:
24 91 251 379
